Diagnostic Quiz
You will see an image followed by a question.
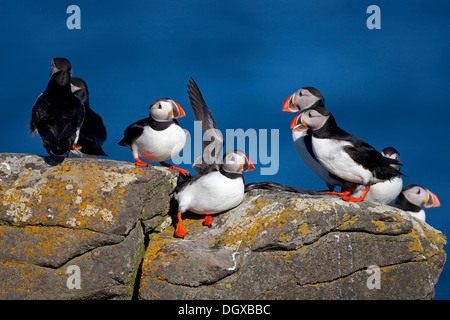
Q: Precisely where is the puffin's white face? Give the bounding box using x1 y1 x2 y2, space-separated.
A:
150 99 186 122
222 150 255 174
403 185 440 209
282 88 323 112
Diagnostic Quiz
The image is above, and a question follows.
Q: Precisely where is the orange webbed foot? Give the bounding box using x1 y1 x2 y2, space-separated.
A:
342 186 370 202
202 215 212 227
159 162 190 176
135 158 150 167
174 211 188 238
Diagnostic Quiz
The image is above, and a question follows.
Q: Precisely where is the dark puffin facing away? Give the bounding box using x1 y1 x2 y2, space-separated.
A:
394 184 440 222
283 87 349 191
118 98 189 176
349 146 403 204
291 106 404 202
70 77 108 157
30 57 85 158
173 78 255 238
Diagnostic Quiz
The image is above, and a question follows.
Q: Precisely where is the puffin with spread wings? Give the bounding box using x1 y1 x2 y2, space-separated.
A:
173 78 255 238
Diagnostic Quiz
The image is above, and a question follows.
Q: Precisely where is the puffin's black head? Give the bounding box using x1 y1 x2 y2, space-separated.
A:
381 146 401 169
51 57 73 76
71 77 89 105
50 58 73 87
282 87 325 113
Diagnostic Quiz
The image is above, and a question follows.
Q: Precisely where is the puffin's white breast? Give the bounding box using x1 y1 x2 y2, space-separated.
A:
175 171 244 215
293 131 345 188
134 124 186 162
312 137 374 185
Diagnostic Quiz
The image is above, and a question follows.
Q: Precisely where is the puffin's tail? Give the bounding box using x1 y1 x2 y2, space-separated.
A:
244 182 324 195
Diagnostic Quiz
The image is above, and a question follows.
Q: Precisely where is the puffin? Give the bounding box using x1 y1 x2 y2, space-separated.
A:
30 57 85 158
173 78 255 238
393 185 440 222
70 77 108 157
349 147 403 204
290 106 404 202
283 87 349 191
118 98 190 176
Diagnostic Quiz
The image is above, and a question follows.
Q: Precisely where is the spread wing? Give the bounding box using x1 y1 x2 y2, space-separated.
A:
187 77 224 173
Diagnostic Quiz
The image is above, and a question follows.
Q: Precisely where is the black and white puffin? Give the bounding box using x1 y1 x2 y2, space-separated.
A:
291 106 404 202
118 98 189 176
70 77 108 157
283 87 348 191
393 185 440 221
30 57 85 158
173 78 255 238
349 147 403 204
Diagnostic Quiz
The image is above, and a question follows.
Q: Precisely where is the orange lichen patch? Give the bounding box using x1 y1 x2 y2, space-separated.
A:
337 213 360 230
219 202 301 250
402 219 447 261
0 225 107 265
139 232 183 294
371 220 386 233
0 260 66 297
1 160 146 230
298 222 310 234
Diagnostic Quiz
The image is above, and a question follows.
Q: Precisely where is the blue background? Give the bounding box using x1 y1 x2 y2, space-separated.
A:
1 1 449 299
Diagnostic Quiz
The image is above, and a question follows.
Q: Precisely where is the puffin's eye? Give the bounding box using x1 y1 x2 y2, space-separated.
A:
158 104 162 109
416 189 421 195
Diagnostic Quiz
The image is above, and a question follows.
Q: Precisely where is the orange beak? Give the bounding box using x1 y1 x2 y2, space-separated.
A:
282 94 299 113
245 156 255 172
424 190 441 208
290 114 308 132
172 100 186 119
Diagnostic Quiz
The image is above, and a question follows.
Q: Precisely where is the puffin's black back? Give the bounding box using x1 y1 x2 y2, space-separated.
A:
31 70 85 155
311 109 404 180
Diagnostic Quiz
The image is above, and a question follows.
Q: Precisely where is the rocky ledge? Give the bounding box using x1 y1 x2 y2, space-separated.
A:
0 153 446 299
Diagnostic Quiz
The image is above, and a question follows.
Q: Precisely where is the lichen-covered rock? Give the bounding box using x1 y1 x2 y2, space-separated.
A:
0 153 446 300
138 189 446 300
0 153 177 299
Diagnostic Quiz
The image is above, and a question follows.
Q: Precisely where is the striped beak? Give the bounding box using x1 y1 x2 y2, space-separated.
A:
424 190 440 208
171 100 186 119
282 94 300 113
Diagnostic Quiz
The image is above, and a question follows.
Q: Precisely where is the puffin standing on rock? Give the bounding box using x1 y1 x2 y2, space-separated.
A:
118 98 190 176
394 185 440 221
173 78 255 238
349 146 404 204
290 106 404 202
283 87 349 191
70 77 108 157
30 58 85 158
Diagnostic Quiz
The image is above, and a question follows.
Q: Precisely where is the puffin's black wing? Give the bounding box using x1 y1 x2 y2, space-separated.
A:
187 77 224 173
30 93 48 134
118 118 148 147
244 182 324 195
78 108 108 155
343 138 403 179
